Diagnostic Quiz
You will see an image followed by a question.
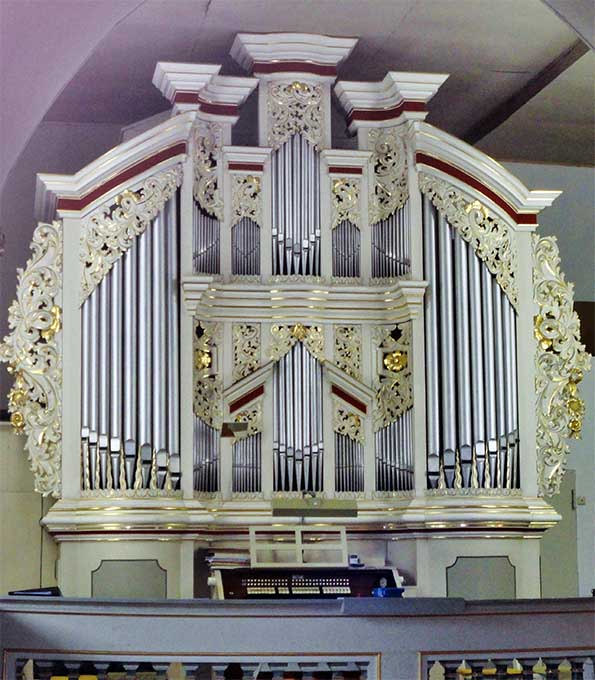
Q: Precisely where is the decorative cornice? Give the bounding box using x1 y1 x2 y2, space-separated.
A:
419 173 518 308
533 235 592 497
152 61 221 105
80 164 183 303
0 222 63 497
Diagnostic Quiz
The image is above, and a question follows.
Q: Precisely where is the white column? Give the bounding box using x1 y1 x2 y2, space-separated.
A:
221 170 233 282
320 166 333 280
260 323 273 498
260 160 272 281
322 324 335 495
220 321 233 499
60 214 82 498
359 170 372 283
361 324 376 496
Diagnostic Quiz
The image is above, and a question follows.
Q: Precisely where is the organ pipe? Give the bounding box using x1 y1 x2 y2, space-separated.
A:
375 410 413 492
371 202 410 278
332 220 360 278
232 217 260 276
232 434 262 493
193 202 220 274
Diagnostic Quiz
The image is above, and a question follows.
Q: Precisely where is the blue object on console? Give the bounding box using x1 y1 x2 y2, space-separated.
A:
372 587 404 598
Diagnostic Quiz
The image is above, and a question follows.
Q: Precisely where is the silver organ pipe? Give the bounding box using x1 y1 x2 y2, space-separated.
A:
193 202 220 274
232 217 260 276
193 416 220 492
80 196 181 491
371 202 411 278
332 220 361 278
335 434 364 493
422 199 519 489
374 410 413 492
271 134 321 276
232 434 262 493
273 342 324 492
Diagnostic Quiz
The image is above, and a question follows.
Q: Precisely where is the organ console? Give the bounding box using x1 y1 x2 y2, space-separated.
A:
1 31 590 599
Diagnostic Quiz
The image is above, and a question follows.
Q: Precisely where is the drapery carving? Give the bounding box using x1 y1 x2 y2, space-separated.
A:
334 325 361 380
267 81 323 150
0 222 63 497
193 320 223 428
374 322 412 432
232 323 260 382
333 403 363 443
369 127 408 224
331 178 360 229
419 173 518 308
231 174 262 227
193 120 223 219
80 165 183 303
269 323 324 362
533 235 591 497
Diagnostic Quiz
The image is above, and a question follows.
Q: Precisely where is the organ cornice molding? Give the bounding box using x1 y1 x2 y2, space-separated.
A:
152 62 221 108
35 113 192 221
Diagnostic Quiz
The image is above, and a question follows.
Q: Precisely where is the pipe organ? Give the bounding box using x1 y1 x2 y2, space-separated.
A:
1 32 590 600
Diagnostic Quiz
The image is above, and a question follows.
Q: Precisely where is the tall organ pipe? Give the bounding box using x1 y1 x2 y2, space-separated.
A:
371 202 411 278
469 250 486 486
109 257 122 487
193 203 220 274
232 218 260 276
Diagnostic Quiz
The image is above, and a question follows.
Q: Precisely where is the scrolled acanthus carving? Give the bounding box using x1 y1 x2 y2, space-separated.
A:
373 321 412 432
0 222 63 497
268 81 323 150
334 325 361 380
80 165 183 303
533 235 591 497
369 127 408 224
233 401 263 441
193 320 223 428
333 403 364 444
193 120 223 220
331 178 360 229
269 323 324 362
419 174 518 308
232 323 260 382
231 174 262 227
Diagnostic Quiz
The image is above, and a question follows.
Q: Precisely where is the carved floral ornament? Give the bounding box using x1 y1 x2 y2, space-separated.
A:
0 222 63 497
331 178 360 229
80 165 183 303
333 325 361 380
269 323 324 362
368 127 409 224
232 323 261 382
333 403 364 443
267 81 323 150
419 173 519 308
234 400 263 440
193 320 223 428
533 235 591 497
193 120 224 220
231 174 262 227
373 322 412 432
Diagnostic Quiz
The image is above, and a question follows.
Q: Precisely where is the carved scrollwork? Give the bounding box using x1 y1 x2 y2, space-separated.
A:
369 127 408 224
333 402 364 443
533 235 592 497
419 174 519 308
269 323 324 362
334 325 361 380
193 320 223 428
193 120 223 219
231 174 262 227
234 401 263 440
80 165 183 303
331 178 360 229
0 222 63 497
232 323 260 382
373 322 412 432
268 81 323 150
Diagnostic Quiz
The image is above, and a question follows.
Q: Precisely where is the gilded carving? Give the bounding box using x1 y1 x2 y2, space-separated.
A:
0 221 63 497
231 174 262 227
373 322 412 431
232 323 260 382
234 401 263 440
193 320 223 428
333 402 364 443
192 120 223 219
80 165 183 302
269 323 324 362
369 127 408 223
334 325 361 380
331 178 360 229
533 235 592 497
267 81 323 150
419 174 518 308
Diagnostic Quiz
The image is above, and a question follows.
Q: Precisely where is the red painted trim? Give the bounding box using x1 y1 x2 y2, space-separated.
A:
198 97 239 117
56 143 187 211
229 384 265 413
416 153 538 225
228 162 264 172
331 385 367 414
328 166 363 175
348 101 426 124
173 91 199 104
253 61 337 76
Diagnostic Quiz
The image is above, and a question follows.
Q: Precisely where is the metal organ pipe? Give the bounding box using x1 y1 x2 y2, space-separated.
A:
422 197 520 489
80 197 180 491
371 202 411 278
232 218 260 276
193 202 220 274
332 221 360 278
